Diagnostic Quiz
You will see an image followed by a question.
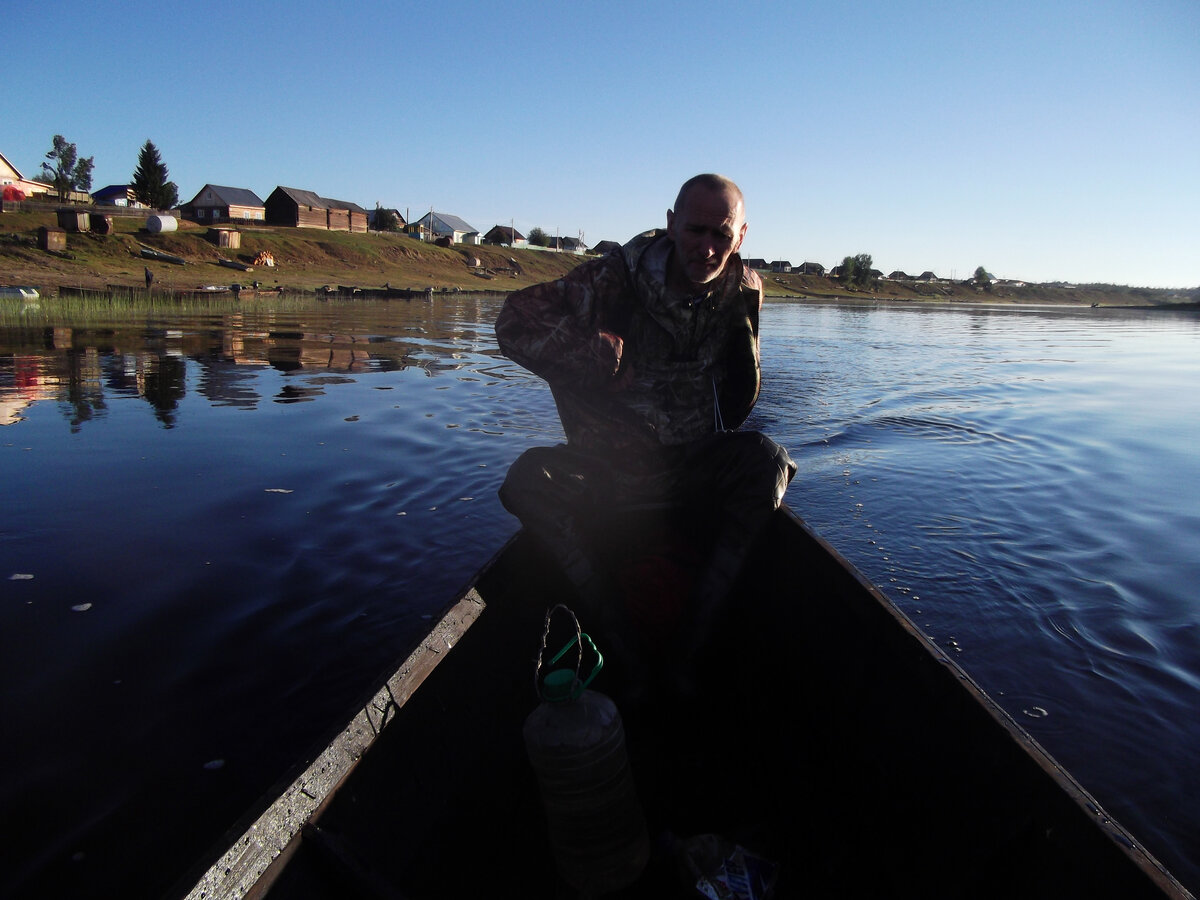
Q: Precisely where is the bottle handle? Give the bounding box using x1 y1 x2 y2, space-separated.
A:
534 604 605 701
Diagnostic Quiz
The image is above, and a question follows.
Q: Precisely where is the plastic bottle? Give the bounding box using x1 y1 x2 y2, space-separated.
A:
523 607 650 896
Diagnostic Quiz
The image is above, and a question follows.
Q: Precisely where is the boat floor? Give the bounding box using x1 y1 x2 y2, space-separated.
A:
246 511 1185 899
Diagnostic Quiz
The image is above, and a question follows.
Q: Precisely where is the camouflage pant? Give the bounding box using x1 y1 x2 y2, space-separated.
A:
499 431 796 660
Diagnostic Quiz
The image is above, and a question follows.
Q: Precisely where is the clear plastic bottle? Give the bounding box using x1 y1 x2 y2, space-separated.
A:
523 609 650 895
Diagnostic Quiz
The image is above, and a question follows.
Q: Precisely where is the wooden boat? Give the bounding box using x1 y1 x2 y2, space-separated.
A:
139 244 187 265
0 285 39 300
176 505 1190 899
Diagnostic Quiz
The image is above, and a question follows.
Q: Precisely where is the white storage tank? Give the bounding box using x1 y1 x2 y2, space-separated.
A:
146 215 178 234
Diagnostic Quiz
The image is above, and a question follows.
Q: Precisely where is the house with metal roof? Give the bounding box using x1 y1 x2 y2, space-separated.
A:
182 185 266 224
412 211 478 244
92 184 146 208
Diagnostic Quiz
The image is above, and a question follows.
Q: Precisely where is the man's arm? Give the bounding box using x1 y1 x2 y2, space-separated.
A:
716 267 763 431
495 259 627 390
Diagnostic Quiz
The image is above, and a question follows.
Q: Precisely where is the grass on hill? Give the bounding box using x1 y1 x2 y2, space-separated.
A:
0 210 585 295
2 209 1195 306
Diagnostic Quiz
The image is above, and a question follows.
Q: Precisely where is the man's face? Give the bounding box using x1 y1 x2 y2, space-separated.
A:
666 186 747 289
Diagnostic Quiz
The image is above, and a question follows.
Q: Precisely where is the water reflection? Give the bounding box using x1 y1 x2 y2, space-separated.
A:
0 295 509 426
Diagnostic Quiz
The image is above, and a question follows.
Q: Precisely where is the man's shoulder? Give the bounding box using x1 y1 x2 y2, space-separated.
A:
737 256 763 292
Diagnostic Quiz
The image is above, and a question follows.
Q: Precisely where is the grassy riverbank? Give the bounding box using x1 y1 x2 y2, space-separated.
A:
2 209 1195 306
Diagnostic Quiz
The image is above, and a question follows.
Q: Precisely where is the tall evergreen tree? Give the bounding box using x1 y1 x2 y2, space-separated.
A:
131 140 179 210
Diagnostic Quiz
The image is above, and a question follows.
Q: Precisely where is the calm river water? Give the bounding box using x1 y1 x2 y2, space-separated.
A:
1 295 1197 897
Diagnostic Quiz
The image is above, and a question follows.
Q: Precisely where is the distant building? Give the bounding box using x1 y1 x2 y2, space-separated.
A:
0 150 52 199
91 184 146 207
770 260 793 273
546 235 587 253
797 262 825 276
591 240 621 256
743 257 769 270
265 186 367 232
484 225 527 247
411 211 478 244
182 185 266 224
368 207 407 231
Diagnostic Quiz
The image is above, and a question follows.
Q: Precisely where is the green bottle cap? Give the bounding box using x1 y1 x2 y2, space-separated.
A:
543 668 579 702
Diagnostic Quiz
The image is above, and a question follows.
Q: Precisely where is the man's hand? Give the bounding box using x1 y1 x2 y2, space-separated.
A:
593 330 634 390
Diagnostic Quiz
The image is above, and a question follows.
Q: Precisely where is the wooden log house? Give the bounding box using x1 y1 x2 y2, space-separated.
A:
265 186 368 233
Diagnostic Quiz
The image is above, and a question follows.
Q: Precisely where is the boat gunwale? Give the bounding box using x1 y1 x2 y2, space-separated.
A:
175 537 517 900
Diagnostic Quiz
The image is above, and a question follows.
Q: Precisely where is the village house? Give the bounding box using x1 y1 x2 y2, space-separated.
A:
368 207 406 231
412 211 479 245
91 184 146 208
265 187 368 232
770 260 793 273
743 258 769 270
546 235 587 253
182 185 266 224
483 225 527 247
797 262 826 276
591 240 621 256
0 150 53 200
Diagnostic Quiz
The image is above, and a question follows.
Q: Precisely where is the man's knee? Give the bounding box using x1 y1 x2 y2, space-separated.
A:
715 431 796 507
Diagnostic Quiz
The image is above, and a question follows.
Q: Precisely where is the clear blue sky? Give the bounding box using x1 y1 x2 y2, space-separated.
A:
5 0 1197 287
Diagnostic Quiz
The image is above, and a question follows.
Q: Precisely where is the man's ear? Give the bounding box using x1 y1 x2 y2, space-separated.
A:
665 208 675 239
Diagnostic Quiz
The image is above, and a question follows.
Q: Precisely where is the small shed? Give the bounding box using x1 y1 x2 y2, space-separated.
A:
38 226 67 251
56 208 90 232
209 228 242 249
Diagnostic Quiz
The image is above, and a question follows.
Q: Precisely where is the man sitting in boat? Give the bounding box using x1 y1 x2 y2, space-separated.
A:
496 173 795 688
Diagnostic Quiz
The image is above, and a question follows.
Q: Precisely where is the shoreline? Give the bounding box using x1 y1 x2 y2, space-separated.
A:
2 210 1195 308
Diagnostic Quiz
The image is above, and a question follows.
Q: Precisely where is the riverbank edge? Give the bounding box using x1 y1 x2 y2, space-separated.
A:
2 210 1195 308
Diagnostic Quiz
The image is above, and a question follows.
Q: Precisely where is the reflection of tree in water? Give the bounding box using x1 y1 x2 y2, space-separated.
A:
141 353 187 427
274 383 323 404
60 347 107 433
1 296 511 428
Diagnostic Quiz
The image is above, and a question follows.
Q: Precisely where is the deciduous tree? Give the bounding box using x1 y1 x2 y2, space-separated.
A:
840 253 876 289
42 134 94 202
372 204 400 232
528 226 549 247
131 140 179 210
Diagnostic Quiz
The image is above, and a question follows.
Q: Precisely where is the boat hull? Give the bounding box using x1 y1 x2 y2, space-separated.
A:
178 506 1190 899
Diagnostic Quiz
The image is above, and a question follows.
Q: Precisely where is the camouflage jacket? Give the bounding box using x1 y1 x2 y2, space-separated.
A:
496 229 763 458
